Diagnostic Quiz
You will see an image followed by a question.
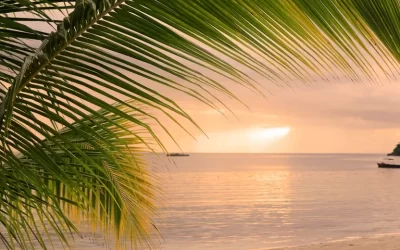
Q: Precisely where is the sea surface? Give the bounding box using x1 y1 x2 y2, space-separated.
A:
153 153 400 250
4 153 400 250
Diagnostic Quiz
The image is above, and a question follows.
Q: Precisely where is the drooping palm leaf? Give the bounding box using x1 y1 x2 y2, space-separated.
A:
0 100 159 249
343 0 400 63
2 0 400 249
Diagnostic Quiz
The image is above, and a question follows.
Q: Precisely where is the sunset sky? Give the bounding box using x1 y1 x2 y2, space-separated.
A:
26 11 400 154
157 79 400 154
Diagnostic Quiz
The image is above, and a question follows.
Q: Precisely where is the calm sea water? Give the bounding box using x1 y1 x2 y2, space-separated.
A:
153 153 400 250
4 153 400 250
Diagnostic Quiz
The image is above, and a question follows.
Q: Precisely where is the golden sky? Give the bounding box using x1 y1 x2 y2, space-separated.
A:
24 10 400 154
157 80 400 153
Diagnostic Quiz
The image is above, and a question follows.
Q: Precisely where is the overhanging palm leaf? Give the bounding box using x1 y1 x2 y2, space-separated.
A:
0 100 159 250
2 0 400 249
0 0 73 78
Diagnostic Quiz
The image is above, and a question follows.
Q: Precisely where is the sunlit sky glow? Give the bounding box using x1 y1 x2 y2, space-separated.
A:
181 127 291 153
25 11 400 154
158 81 400 154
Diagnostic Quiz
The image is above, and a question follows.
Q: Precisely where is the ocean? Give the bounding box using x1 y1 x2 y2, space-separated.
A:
154 153 400 250
4 153 400 250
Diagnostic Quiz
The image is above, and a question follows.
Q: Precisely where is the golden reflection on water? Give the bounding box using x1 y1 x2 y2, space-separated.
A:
3 153 400 250
253 171 292 215
158 165 296 250
155 153 400 250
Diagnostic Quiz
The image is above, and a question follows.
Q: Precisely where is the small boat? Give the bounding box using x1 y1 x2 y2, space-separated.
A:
378 143 400 168
377 158 398 168
167 153 189 157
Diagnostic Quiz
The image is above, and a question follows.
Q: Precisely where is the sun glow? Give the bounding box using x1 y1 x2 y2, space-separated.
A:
249 127 291 142
190 126 291 153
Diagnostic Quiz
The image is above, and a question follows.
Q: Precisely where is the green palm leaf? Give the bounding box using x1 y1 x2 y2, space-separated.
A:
2 0 400 249
0 100 159 249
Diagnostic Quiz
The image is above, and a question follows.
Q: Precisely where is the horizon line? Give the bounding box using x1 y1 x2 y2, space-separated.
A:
150 152 387 154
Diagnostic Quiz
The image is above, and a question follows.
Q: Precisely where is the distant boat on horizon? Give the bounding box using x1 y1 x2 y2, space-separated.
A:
378 143 400 168
167 153 189 157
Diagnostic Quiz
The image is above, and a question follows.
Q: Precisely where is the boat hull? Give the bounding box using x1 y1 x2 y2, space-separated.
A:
167 153 189 157
377 162 400 168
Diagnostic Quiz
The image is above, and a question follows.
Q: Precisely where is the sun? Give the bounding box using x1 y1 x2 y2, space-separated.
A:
190 126 291 152
249 127 290 142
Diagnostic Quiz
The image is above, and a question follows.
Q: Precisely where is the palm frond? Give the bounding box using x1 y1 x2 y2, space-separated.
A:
343 0 400 63
0 0 74 86
1 100 158 249
2 0 400 249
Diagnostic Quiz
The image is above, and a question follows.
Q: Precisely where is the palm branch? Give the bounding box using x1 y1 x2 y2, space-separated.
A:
1 0 400 249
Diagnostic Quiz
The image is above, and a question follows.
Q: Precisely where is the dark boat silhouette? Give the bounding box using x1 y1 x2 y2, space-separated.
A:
378 143 400 168
377 158 397 168
167 153 189 157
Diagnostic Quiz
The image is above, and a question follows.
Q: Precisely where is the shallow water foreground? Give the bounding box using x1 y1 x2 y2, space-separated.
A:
2 153 400 250
155 153 400 250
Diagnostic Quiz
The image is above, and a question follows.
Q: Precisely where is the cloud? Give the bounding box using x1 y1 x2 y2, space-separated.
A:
189 126 291 153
